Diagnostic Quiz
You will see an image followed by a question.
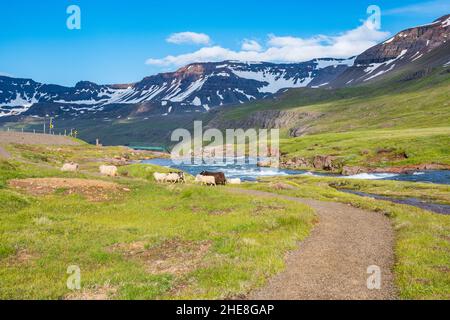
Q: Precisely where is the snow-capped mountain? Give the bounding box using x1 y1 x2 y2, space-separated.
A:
1 14 449 119
330 14 450 86
0 58 354 118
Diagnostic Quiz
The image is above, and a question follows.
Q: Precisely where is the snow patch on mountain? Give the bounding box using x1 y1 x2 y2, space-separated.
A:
313 57 356 69
168 77 207 102
442 17 450 28
230 68 307 93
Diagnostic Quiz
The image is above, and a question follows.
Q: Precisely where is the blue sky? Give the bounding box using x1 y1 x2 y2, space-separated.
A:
0 0 449 86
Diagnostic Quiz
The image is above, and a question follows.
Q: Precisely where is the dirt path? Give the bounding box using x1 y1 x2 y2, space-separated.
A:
227 188 397 300
0 132 80 146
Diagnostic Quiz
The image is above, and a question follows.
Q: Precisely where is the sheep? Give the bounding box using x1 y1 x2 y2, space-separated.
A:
169 172 185 183
227 178 241 185
153 172 168 183
165 173 182 184
195 174 216 186
200 171 226 185
99 165 118 177
61 162 79 172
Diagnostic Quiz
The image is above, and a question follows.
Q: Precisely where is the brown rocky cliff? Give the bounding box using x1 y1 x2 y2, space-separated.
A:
356 14 450 65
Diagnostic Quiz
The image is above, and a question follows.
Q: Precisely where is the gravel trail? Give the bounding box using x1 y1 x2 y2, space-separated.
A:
227 188 397 300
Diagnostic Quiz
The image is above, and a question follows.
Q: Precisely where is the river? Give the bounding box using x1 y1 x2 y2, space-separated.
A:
143 158 450 185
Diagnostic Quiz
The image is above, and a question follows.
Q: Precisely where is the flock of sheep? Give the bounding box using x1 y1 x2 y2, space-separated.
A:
154 171 241 186
61 162 241 186
61 162 119 176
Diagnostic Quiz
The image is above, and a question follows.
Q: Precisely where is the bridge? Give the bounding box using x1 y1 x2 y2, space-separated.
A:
128 143 169 153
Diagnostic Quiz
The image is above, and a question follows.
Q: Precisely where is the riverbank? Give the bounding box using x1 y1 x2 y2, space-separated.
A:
144 158 450 185
278 127 450 174
340 189 450 215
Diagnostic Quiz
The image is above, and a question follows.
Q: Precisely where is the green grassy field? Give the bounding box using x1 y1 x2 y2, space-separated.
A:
1 141 449 299
0 149 314 299
280 127 450 169
237 176 450 300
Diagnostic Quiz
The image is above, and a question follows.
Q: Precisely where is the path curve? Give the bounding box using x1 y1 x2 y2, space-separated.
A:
227 188 397 300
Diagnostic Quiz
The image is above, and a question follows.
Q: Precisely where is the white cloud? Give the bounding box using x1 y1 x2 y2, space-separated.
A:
384 0 450 16
241 39 263 52
0 72 12 77
166 31 211 45
147 19 390 67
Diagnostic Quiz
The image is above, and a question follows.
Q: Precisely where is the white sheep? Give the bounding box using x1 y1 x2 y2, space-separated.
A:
227 178 241 185
165 173 182 184
99 165 118 177
153 172 168 183
61 162 79 172
195 174 216 186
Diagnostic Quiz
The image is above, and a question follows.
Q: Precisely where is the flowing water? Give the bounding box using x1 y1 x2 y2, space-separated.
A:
340 190 450 215
143 158 450 185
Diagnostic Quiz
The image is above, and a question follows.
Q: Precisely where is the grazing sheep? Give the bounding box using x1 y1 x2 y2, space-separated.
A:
200 171 226 185
227 178 241 185
61 162 79 172
195 174 216 186
165 173 182 184
169 171 185 183
153 172 168 183
99 165 118 177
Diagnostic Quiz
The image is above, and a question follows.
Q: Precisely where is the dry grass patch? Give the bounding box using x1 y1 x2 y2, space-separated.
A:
9 178 128 202
64 284 117 300
6 249 38 266
109 239 212 276
208 208 234 215
271 182 296 190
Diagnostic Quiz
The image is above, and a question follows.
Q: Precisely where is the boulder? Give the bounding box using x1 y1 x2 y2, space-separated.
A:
313 155 339 171
257 160 280 168
282 157 310 169
342 166 365 176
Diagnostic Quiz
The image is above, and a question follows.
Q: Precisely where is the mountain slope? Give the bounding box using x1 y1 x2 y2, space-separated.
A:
1 14 448 119
330 14 450 86
0 58 354 118
209 62 450 136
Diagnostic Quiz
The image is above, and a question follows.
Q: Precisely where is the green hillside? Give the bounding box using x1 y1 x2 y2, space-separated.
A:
211 66 450 170
221 67 450 134
280 127 450 169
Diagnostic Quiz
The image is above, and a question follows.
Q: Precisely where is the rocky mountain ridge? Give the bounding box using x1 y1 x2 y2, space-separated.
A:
1 14 449 119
